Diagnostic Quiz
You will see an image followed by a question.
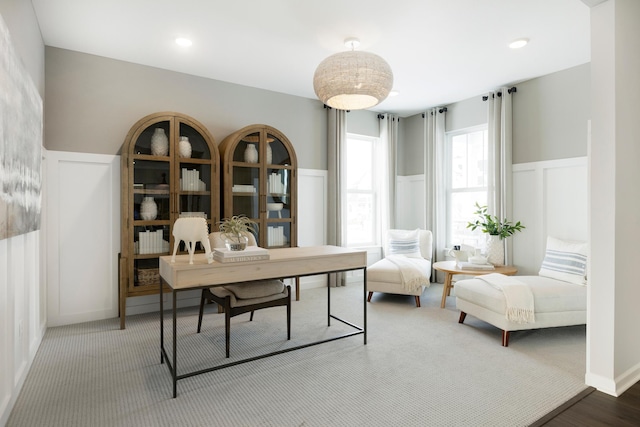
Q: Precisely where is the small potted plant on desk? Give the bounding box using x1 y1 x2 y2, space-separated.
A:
218 215 258 251
466 202 525 265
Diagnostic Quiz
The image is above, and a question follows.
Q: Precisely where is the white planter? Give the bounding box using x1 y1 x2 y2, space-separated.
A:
244 143 258 163
150 128 169 156
140 197 158 220
486 235 504 266
178 136 192 158
266 142 272 164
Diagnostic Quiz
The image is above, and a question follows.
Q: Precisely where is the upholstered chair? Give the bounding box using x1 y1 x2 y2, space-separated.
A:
366 229 433 307
197 232 291 357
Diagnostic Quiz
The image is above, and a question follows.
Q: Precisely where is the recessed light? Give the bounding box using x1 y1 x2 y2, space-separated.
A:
509 38 528 49
175 37 192 47
389 90 399 97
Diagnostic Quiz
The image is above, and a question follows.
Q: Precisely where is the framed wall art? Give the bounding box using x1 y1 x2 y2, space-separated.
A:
0 15 43 240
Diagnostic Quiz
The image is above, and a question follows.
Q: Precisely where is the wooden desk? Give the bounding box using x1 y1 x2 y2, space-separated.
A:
159 245 367 397
433 260 518 308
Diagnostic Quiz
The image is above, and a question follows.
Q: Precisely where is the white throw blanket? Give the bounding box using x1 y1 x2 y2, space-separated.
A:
386 255 431 292
476 273 535 324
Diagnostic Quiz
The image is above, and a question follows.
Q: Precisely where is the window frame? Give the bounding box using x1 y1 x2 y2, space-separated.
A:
445 124 489 249
344 133 381 248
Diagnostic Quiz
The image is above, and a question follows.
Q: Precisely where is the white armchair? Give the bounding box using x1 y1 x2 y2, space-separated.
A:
366 229 433 307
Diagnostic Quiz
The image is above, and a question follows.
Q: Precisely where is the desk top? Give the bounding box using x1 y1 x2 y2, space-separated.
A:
432 260 517 276
159 245 367 290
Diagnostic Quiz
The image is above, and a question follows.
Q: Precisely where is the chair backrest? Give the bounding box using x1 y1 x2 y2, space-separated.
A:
208 231 258 249
384 229 433 261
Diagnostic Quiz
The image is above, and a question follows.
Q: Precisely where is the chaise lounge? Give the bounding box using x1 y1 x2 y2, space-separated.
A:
455 236 588 346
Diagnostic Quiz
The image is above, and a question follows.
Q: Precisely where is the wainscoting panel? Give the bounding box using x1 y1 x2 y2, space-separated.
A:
296 169 328 288
298 169 327 247
512 157 588 274
46 151 120 326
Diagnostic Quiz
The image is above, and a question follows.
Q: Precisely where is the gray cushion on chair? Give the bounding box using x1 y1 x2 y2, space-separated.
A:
223 279 285 299
210 283 288 308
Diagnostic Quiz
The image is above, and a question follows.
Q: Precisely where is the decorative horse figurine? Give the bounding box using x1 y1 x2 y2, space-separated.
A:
171 217 214 264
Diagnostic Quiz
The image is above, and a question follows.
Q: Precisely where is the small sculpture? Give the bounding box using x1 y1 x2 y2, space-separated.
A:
171 217 213 264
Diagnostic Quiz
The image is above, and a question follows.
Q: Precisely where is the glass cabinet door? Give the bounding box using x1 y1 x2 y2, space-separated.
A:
219 125 297 249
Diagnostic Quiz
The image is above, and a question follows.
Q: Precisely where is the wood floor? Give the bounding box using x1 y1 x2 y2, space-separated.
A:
532 381 640 426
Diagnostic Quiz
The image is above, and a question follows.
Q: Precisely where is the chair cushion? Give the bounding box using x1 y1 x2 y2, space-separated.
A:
455 275 586 315
367 257 432 284
222 279 285 299
538 236 588 285
387 229 422 258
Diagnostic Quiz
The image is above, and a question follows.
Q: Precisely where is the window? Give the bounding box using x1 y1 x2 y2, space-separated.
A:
446 126 488 250
345 134 380 247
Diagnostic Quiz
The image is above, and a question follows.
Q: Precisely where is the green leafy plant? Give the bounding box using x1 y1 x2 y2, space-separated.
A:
218 215 258 243
466 202 525 239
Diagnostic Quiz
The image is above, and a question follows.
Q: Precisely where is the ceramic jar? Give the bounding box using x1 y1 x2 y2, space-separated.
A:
244 143 258 163
485 234 504 266
140 197 158 220
150 128 169 156
178 136 192 158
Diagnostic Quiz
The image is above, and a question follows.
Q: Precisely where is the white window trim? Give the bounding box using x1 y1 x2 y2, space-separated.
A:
445 124 488 248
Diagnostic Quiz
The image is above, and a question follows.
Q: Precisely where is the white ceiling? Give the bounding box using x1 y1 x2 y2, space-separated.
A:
31 0 591 117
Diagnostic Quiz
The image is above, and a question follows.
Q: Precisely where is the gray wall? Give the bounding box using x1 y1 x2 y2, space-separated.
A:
45 47 329 170
347 109 379 137
400 114 424 176
0 0 44 95
397 63 591 174
513 63 590 163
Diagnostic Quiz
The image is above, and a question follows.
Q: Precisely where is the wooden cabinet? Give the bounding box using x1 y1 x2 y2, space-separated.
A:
219 124 297 251
119 112 219 328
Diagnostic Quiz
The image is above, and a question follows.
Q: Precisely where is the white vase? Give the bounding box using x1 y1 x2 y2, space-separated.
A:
266 142 272 164
150 128 169 156
140 197 158 220
244 143 258 163
486 234 504 266
178 136 192 158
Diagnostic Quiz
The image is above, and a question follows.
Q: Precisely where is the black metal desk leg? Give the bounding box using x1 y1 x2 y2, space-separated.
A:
172 290 177 398
160 278 164 364
327 273 331 326
363 267 367 345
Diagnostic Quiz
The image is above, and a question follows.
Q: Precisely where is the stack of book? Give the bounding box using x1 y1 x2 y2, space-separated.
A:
456 261 494 270
213 246 270 263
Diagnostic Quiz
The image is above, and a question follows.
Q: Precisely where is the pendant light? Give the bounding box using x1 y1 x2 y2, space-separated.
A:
313 38 394 110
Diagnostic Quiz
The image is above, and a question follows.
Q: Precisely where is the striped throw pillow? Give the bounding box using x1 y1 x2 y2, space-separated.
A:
387 229 422 258
538 236 588 285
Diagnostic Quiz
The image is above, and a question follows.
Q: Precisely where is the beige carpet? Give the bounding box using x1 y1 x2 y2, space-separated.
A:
7 283 587 426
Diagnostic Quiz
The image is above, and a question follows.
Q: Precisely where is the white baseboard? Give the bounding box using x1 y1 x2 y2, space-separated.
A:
585 361 640 397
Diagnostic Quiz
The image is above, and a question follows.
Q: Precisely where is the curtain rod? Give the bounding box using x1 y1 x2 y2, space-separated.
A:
421 107 448 118
482 86 517 101
323 104 351 112
378 114 399 121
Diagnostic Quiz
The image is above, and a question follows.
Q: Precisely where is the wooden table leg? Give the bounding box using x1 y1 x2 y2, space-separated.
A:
440 273 453 308
295 277 300 301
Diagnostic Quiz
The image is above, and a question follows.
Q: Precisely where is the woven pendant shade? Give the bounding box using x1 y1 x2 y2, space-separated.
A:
313 50 393 110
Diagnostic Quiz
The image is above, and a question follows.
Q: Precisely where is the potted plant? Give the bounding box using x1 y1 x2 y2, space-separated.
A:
218 215 258 251
466 203 525 265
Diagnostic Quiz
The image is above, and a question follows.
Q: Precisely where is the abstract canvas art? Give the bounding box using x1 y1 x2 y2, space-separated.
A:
0 15 43 240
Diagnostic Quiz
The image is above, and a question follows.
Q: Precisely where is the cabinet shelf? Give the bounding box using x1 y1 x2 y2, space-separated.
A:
134 252 169 259
134 220 170 226
133 189 170 195
120 111 219 329
178 190 210 196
